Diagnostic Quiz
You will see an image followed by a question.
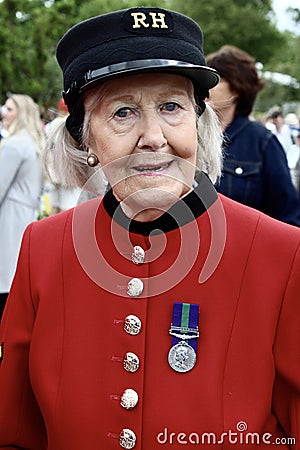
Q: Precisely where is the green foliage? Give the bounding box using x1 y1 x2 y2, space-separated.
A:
255 31 300 112
168 0 285 62
0 0 76 104
78 0 168 19
0 0 298 113
169 0 300 112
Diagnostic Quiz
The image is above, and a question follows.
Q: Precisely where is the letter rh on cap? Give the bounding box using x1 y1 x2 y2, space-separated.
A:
131 12 168 29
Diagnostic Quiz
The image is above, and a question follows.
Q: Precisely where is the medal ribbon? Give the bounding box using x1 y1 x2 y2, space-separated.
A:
171 302 199 351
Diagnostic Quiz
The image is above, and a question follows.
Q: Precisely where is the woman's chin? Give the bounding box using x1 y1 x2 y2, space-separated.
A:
115 182 191 221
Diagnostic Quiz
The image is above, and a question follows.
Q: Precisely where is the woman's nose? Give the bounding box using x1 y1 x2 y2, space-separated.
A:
137 113 167 151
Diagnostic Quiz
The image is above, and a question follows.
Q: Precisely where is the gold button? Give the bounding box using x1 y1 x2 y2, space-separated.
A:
127 278 144 297
119 428 136 449
120 388 139 410
123 352 140 373
124 315 142 335
131 246 145 264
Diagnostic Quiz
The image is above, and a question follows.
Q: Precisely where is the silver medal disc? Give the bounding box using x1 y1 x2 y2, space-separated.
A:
168 341 196 373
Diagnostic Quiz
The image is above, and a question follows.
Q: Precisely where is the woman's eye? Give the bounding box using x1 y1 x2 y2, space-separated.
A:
115 107 132 118
162 102 180 112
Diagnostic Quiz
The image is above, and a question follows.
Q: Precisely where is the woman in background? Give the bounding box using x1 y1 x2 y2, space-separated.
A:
0 94 43 319
206 45 300 226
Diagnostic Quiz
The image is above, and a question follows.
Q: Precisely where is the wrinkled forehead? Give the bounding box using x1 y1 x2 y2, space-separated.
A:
84 73 196 109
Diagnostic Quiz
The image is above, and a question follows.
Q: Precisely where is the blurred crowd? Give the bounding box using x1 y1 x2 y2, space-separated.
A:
265 108 300 189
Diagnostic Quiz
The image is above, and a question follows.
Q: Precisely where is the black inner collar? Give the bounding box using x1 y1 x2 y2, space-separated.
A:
103 172 218 236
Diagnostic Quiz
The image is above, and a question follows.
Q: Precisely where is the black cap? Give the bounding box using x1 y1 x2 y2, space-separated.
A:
57 7 219 108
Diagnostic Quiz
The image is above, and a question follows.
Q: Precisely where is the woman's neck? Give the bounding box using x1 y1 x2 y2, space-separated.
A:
217 106 236 132
118 188 194 222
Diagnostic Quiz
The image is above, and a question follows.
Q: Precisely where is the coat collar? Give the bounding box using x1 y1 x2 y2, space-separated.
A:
224 115 251 142
103 172 218 236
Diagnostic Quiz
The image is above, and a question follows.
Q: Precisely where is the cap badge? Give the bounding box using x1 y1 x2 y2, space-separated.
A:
122 8 173 35
130 12 168 29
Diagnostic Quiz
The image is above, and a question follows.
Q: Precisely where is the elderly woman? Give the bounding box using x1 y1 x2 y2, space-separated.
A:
0 8 299 450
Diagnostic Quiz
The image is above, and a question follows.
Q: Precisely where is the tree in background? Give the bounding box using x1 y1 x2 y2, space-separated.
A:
256 30 300 114
0 0 298 112
78 0 167 20
169 0 285 62
169 0 300 113
0 0 82 106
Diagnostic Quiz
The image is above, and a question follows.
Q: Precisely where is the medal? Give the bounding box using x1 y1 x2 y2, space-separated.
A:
168 302 199 373
168 341 196 373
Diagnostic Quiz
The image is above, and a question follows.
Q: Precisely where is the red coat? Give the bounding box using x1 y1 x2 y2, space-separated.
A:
1 176 300 449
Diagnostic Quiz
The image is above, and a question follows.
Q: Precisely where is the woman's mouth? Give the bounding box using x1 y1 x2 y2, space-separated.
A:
133 161 172 174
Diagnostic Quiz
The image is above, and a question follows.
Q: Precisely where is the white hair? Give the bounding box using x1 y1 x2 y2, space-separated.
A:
44 88 223 191
196 102 223 183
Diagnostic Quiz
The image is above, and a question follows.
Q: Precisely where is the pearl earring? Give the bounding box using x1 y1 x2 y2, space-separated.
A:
86 153 99 167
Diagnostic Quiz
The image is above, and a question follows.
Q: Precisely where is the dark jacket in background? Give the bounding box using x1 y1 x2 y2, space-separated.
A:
216 115 300 227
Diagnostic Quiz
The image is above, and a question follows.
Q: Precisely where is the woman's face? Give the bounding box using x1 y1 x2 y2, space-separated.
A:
2 98 18 129
88 73 198 220
208 79 237 112
208 79 237 130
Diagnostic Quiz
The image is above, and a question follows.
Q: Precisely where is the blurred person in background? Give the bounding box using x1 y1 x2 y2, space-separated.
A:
206 45 300 226
0 106 8 141
0 94 44 319
265 108 295 154
289 132 300 192
0 107 3 141
284 112 300 138
284 113 300 187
